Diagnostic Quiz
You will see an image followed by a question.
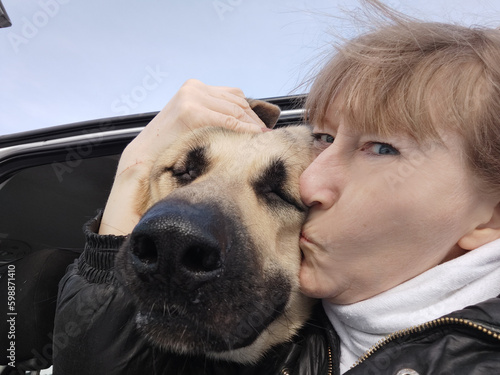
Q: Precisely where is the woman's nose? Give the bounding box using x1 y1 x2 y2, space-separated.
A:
299 149 339 210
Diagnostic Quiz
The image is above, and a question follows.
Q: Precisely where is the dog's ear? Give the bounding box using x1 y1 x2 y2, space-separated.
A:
247 99 281 129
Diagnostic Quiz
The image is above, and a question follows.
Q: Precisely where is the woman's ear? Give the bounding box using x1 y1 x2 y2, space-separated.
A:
458 202 500 250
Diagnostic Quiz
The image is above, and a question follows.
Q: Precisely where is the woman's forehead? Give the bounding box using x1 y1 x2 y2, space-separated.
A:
315 93 447 145
316 102 342 130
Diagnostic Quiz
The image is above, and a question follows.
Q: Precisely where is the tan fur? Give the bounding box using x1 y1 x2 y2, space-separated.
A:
123 103 315 363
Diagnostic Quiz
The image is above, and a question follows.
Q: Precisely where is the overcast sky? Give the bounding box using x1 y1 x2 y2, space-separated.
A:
2 0 500 135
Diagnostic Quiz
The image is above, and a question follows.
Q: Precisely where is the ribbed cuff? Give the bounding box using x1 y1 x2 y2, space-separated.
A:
78 210 128 285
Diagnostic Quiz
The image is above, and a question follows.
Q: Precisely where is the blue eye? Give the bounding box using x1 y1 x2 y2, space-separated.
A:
313 133 335 144
368 143 400 155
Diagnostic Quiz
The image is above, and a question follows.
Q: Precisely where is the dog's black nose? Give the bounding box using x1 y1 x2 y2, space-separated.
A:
128 200 228 290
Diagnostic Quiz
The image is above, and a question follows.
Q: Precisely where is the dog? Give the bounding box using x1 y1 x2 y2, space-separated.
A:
116 100 315 364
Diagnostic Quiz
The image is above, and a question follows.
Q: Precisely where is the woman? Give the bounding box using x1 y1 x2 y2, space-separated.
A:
53 2 500 374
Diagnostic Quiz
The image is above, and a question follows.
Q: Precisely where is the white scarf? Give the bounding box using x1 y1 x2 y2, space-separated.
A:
323 238 500 374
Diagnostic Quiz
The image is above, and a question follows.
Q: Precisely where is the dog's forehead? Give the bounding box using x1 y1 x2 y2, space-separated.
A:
255 127 310 148
157 125 312 173
213 126 311 157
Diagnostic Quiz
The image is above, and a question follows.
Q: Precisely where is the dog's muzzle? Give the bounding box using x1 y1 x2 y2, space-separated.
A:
117 197 291 354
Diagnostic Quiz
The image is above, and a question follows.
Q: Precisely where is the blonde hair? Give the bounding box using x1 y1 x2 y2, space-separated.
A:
305 1 500 193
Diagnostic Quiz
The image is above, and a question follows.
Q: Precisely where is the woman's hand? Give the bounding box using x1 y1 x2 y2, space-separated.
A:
99 79 267 235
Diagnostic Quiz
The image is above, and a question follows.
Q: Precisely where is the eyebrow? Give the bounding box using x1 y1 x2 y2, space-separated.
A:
315 113 340 133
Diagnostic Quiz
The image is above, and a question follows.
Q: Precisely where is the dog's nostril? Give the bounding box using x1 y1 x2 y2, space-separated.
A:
181 245 222 274
131 234 159 272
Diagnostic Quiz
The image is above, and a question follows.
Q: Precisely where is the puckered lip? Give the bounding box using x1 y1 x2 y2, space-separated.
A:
299 231 314 245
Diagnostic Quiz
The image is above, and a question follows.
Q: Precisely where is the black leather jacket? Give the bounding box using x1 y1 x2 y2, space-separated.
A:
53 215 500 375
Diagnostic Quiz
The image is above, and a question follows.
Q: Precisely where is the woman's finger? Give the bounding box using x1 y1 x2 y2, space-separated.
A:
183 80 266 128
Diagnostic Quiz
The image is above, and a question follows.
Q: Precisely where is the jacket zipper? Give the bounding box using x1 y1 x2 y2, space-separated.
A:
279 346 333 375
351 317 500 369
327 345 333 375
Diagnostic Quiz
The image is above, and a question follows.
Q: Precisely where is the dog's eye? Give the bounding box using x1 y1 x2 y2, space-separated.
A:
171 167 199 184
165 146 208 186
253 159 306 212
261 185 305 213
263 186 293 205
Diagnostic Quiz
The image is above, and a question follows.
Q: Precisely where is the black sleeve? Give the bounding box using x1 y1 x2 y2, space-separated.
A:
52 212 159 375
